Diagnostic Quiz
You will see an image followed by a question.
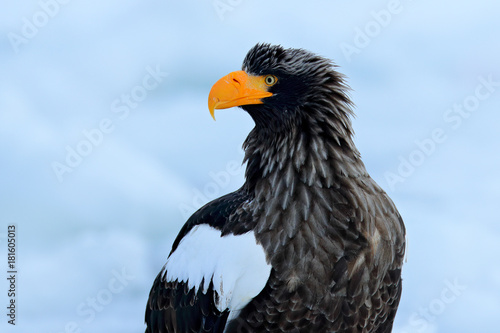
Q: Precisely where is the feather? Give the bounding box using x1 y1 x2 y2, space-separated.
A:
146 43 405 333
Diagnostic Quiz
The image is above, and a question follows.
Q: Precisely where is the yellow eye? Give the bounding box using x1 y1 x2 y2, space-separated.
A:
264 75 277 86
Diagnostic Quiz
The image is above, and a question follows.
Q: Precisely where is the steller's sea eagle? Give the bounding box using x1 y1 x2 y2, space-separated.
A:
145 43 406 333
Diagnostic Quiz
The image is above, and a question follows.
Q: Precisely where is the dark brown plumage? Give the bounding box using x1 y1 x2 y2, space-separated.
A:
145 43 406 333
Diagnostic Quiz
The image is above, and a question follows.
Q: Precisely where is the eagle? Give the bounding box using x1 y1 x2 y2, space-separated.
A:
145 43 406 333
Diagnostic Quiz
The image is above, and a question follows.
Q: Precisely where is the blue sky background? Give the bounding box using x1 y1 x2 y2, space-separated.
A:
1 0 499 332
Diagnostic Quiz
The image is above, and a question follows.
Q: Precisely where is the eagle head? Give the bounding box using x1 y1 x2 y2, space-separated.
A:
209 43 354 134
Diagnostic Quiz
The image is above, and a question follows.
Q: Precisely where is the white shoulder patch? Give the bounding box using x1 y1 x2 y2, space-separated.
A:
164 224 272 314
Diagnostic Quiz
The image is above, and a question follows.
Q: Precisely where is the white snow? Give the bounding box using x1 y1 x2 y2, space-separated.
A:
1 0 499 332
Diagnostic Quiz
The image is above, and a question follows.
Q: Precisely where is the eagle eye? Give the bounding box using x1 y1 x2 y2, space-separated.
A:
264 75 277 86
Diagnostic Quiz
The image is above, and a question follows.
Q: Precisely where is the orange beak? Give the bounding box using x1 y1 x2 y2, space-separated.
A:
208 70 273 120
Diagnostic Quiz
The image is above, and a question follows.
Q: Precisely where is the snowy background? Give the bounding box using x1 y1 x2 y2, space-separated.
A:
1 0 499 332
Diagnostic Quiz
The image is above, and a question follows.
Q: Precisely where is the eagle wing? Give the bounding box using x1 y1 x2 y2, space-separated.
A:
145 191 271 333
